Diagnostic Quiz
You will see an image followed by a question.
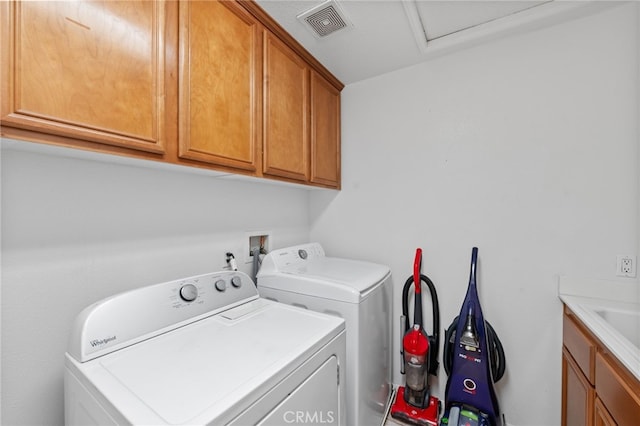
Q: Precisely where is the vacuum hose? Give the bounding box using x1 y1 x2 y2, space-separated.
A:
402 273 440 376
443 316 506 382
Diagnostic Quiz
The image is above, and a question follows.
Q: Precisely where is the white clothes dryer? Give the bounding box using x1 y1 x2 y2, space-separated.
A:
257 243 392 426
64 270 346 426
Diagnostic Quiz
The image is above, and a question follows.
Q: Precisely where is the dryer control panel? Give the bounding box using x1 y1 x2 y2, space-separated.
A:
258 242 326 274
68 271 259 362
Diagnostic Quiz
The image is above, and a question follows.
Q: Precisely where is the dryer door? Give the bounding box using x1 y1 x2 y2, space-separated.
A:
258 356 340 426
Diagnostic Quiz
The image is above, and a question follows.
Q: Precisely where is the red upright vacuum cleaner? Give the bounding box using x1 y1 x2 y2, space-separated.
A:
390 248 441 426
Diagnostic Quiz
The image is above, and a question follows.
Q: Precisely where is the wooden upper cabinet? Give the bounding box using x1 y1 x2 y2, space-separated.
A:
2 0 342 187
310 72 340 188
178 1 261 172
263 32 309 182
0 1 166 153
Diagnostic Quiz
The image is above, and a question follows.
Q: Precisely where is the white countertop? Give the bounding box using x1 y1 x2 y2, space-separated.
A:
558 276 640 381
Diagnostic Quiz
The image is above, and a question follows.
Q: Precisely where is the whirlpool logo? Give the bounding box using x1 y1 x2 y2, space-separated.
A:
283 411 335 424
89 336 116 348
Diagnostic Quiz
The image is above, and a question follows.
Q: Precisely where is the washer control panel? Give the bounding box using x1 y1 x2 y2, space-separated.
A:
70 271 259 362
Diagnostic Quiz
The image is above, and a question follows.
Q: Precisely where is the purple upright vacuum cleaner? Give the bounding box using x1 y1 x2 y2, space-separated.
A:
441 247 506 426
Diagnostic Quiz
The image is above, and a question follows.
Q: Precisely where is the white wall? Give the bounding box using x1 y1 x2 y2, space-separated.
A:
1 145 311 425
310 3 639 426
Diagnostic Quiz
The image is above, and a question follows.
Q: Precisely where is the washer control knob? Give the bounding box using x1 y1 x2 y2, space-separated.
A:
214 279 227 292
179 284 198 302
231 276 242 288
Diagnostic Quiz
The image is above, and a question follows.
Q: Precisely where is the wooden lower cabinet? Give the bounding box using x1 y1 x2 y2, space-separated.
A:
594 397 616 426
562 306 640 426
562 347 594 426
595 351 640 426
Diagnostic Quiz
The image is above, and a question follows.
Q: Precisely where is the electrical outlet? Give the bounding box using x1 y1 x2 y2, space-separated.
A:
616 255 636 277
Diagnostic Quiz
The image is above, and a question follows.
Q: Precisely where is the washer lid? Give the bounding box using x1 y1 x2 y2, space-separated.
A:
70 299 344 425
258 257 390 302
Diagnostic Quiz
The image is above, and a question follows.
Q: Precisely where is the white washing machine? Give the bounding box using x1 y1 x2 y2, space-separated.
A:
64 270 346 425
256 243 392 426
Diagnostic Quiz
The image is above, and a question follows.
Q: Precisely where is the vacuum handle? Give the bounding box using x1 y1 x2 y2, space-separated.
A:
469 247 478 288
413 248 423 326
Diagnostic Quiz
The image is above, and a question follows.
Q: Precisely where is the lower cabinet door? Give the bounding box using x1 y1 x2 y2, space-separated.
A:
562 348 595 426
594 397 616 426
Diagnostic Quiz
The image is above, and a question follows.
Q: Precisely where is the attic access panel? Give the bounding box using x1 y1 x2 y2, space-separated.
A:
414 1 549 41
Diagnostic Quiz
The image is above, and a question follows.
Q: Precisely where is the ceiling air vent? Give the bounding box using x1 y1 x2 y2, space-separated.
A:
298 0 352 38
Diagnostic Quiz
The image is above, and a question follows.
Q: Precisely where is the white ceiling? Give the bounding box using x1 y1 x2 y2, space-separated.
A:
255 0 615 85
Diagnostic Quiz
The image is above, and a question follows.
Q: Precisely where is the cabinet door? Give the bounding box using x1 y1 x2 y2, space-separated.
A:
563 309 596 384
1 1 166 153
263 32 309 182
595 351 640 426
310 72 340 188
562 348 595 426
178 0 261 172
594 397 616 426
